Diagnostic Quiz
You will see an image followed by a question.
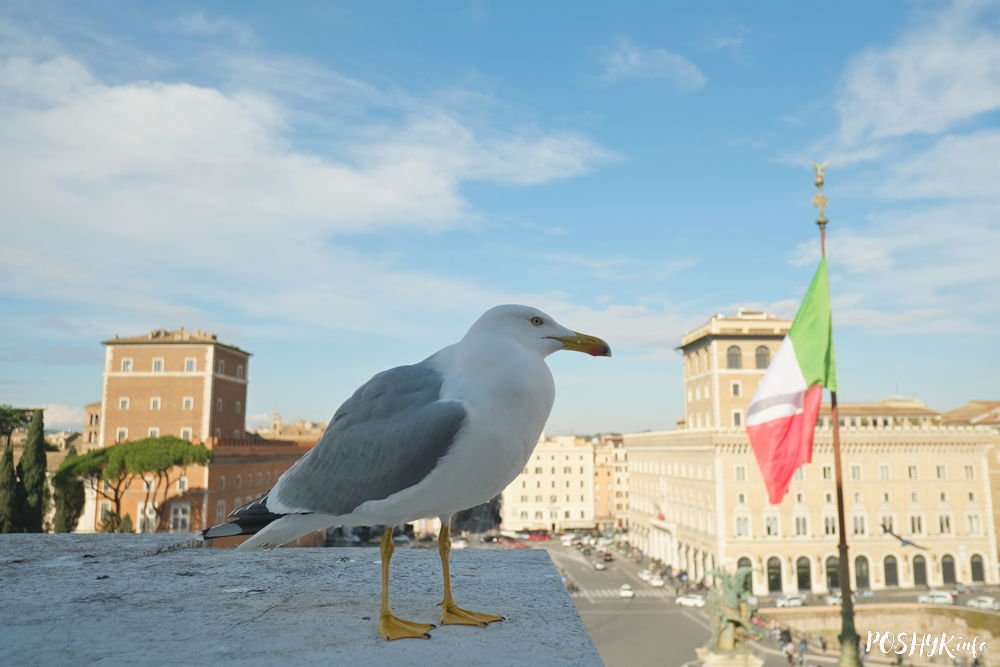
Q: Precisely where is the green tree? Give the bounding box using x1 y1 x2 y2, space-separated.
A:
0 441 18 532
55 436 211 532
16 409 48 532
0 405 31 531
52 446 86 533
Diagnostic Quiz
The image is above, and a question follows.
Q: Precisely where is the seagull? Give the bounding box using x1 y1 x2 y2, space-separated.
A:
203 304 611 640
882 524 927 550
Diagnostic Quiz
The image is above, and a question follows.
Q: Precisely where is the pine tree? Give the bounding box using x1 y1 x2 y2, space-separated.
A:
16 409 48 532
0 441 18 532
53 446 85 533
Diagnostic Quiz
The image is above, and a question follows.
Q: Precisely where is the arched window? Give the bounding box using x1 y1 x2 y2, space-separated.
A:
755 345 770 369
727 346 742 369
913 555 927 586
884 555 898 587
971 555 985 583
942 554 956 585
825 556 839 590
737 557 753 593
797 556 812 592
767 556 782 593
855 555 870 590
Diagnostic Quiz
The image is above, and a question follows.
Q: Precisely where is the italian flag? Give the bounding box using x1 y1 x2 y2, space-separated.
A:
746 257 837 504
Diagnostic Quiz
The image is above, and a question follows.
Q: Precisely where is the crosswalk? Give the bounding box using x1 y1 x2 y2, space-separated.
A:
570 587 674 600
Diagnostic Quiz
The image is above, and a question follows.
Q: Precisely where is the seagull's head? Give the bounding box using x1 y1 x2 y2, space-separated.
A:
468 305 611 358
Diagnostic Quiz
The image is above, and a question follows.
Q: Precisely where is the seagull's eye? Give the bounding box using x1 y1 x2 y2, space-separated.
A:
530 316 544 326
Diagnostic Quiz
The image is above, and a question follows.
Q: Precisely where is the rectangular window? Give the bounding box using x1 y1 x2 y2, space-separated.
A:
185 358 196 372
116 428 127 442
183 397 194 410
795 492 804 504
852 515 865 535
850 464 861 480
881 516 893 532
737 492 746 505
883 491 891 503
824 516 837 535
235 401 242 415
731 382 741 397
765 517 779 536
216 399 223 412
735 517 749 537
170 503 191 532
965 464 975 480
907 465 918 480
794 468 803 481
152 358 164 373
795 516 808 536
911 515 923 534
213 428 221 438
732 411 742 427
180 427 192 440
236 365 244 379
822 465 832 480
215 500 226 523
735 465 746 481
219 475 226 490
121 358 133 372
150 397 161 410
148 427 159 438
217 360 225 374
119 397 129 410
939 515 951 534
968 515 981 535
936 465 946 480
879 464 890 480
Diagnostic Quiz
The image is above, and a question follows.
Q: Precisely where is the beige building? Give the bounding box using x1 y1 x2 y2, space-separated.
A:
253 413 328 442
99 328 250 445
500 435 596 533
593 434 628 532
625 311 1000 594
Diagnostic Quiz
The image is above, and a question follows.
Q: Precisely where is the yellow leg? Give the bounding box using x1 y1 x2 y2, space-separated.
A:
377 526 435 641
438 524 505 627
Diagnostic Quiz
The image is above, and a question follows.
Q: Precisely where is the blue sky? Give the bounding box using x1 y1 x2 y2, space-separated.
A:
2 1 999 433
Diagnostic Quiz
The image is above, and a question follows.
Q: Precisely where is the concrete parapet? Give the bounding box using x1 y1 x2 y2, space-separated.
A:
0 534 600 666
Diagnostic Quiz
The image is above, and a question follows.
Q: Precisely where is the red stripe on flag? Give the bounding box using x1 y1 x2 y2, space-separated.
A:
747 385 823 504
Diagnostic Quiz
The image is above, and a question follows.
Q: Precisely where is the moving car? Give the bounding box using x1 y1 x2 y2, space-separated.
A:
638 570 653 582
967 595 999 611
648 576 666 588
917 590 955 605
776 593 807 608
676 593 706 608
824 591 857 606
593 561 607 571
619 584 635 599
451 538 469 550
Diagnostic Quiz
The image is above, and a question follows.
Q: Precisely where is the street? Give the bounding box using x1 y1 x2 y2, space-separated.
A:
537 540 788 667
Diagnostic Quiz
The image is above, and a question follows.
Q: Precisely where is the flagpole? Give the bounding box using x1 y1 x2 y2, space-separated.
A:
812 163 860 667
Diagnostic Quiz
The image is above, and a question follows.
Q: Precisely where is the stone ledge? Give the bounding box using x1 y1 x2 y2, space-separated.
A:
1 534 601 667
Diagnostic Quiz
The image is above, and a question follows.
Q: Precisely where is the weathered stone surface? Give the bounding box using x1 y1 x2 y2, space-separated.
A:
0 534 601 666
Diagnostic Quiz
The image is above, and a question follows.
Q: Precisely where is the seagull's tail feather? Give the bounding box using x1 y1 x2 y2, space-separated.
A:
202 491 287 541
235 513 338 551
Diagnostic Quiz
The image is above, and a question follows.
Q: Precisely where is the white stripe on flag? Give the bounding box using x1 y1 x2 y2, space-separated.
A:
745 337 808 426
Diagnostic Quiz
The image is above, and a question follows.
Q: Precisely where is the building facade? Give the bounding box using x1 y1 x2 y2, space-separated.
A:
625 310 1000 594
99 328 250 446
500 435 596 533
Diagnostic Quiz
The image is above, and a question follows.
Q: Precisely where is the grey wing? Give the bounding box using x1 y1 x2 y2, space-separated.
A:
268 362 467 516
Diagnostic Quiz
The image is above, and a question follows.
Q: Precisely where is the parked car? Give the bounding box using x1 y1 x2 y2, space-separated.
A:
619 584 635 599
648 576 666 588
918 590 955 605
967 595 999 611
776 593 807 607
638 570 653 582
676 594 706 608
824 591 857 606
593 561 607 571
451 538 469 550
951 583 970 595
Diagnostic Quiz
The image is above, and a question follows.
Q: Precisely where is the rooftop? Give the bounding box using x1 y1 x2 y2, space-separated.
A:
0 534 600 667
102 327 251 355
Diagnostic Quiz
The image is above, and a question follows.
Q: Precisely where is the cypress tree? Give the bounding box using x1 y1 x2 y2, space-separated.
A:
0 441 17 532
17 409 48 532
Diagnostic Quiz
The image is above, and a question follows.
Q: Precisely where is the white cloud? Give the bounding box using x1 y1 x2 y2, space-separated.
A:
42 403 84 431
600 37 706 91
878 129 1000 200
0 52 613 338
164 12 255 45
836 0 1000 144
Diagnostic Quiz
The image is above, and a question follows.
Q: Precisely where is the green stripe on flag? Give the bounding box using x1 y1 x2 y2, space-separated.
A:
788 257 837 391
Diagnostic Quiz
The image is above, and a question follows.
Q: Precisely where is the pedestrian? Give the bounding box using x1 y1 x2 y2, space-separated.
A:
819 635 828 652
784 641 795 665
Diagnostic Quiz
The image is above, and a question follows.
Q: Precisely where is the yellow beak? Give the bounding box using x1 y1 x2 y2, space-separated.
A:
552 332 612 357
